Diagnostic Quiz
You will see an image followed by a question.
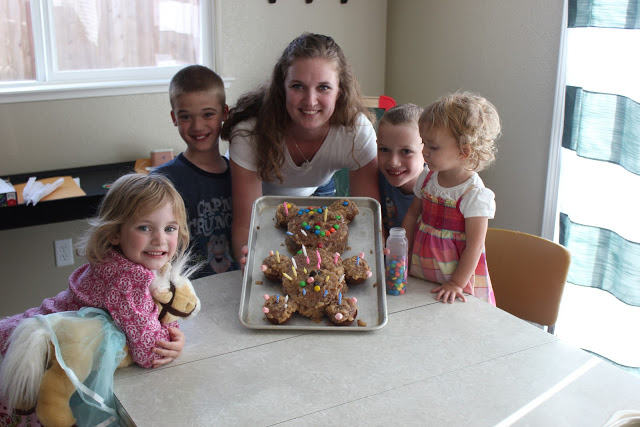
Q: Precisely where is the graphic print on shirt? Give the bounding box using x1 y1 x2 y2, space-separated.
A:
190 195 234 273
207 234 232 273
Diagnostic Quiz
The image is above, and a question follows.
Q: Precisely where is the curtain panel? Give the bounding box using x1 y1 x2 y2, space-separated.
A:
563 86 640 175
569 0 640 29
560 0 640 307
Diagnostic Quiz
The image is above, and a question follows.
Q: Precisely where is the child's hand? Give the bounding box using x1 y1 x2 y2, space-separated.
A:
431 281 467 304
151 327 185 367
240 245 248 272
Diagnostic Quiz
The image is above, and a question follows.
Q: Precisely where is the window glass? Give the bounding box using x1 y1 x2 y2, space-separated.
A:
51 0 200 72
0 0 204 89
0 1 36 81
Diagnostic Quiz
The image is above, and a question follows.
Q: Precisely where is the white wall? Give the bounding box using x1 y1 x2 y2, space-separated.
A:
385 0 564 235
0 0 387 317
0 0 565 316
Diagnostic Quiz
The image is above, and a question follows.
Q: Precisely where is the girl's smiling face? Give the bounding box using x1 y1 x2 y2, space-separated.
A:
377 122 425 194
284 58 340 135
110 202 180 271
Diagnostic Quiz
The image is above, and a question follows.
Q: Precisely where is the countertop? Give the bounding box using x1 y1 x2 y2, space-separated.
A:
114 272 640 426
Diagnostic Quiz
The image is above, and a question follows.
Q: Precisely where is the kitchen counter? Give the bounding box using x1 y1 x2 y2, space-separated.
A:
114 271 640 426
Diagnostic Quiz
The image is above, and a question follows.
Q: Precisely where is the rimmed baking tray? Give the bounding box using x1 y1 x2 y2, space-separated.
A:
239 196 388 331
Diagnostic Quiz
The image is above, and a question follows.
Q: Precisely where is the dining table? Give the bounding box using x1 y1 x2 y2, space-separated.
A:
114 270 640 426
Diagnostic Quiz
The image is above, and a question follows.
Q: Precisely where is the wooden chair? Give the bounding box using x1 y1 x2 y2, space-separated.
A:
485 228 571 334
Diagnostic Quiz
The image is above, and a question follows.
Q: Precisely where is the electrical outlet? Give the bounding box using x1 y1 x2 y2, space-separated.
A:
54 238 74 267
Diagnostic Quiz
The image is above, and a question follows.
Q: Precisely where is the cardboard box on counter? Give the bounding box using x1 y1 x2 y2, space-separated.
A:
0 180 17 207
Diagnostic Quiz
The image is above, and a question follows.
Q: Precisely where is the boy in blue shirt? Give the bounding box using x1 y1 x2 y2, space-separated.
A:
153 65 237 277
377 103 425 236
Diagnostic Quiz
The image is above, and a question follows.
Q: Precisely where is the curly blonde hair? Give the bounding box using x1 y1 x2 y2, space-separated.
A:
77 173 190 265
419 91 501 172
220 32 374 183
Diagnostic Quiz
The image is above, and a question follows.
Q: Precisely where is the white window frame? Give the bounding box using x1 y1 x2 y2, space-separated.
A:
0 0 231 104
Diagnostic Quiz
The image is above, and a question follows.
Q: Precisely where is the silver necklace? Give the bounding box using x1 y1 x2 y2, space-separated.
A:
292 140 313 172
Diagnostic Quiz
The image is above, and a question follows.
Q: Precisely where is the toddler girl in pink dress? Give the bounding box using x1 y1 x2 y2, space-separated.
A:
402 92 501 305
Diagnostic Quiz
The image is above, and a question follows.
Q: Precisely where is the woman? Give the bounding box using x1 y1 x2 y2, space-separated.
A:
221 33 380 262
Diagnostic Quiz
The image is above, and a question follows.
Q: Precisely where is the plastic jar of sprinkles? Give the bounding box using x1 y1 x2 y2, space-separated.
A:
385 227 408 295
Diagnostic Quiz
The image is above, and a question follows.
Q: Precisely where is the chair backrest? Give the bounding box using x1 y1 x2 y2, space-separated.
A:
485 228 571 328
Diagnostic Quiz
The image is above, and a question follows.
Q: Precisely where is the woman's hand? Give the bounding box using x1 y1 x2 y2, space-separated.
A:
431 281 467 304
151 327 185 367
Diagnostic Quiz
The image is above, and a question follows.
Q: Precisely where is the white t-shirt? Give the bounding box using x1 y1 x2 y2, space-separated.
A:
229 113 377 196
412 167 496 218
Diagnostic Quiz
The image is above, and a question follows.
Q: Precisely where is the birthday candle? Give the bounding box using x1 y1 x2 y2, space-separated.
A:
301 229 307 236
302 245 307 256
276 251 280 263
324 290 328 297
359 252 365 259
277 294 280 303
306 256 310 265
292 266 297 277
339 292 342 304
282 273 292 280
292 258 297 269
304 267 307 274
333 252 339 264
356 256 360 266
285 295 289 303
284 202 289 215
324 208 328 222
339 274 345 283
303 288 307 295
316 250 321 265
269 250 274 256
286 231 294 236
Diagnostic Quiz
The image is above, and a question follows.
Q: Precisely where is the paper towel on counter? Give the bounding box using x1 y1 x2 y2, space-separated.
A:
23 177 65 206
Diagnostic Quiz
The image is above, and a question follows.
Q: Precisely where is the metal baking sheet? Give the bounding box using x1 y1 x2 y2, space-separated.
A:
239 196 388 331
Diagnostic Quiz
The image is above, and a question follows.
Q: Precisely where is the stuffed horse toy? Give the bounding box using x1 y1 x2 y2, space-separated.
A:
0 252 202 427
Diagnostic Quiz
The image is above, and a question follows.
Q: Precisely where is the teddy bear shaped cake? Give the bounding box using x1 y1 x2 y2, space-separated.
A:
276 199 359 254
260 199 372 326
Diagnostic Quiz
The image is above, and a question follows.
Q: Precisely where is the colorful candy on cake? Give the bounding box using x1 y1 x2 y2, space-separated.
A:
276 199 359 254
260 245 371 324
260 250 292 281
262 293 298 325
342 252 373 285
325 295 358 326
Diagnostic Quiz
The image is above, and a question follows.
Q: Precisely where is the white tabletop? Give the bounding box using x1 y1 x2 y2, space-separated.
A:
114 271 640 426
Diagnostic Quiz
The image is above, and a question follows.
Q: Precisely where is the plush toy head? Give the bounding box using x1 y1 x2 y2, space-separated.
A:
150 253 202 323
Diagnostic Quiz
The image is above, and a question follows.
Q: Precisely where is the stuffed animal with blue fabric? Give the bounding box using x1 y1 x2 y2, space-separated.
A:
0 254 201 427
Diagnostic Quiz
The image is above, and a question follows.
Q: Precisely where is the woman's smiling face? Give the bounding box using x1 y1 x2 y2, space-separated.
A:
284 58 340 134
